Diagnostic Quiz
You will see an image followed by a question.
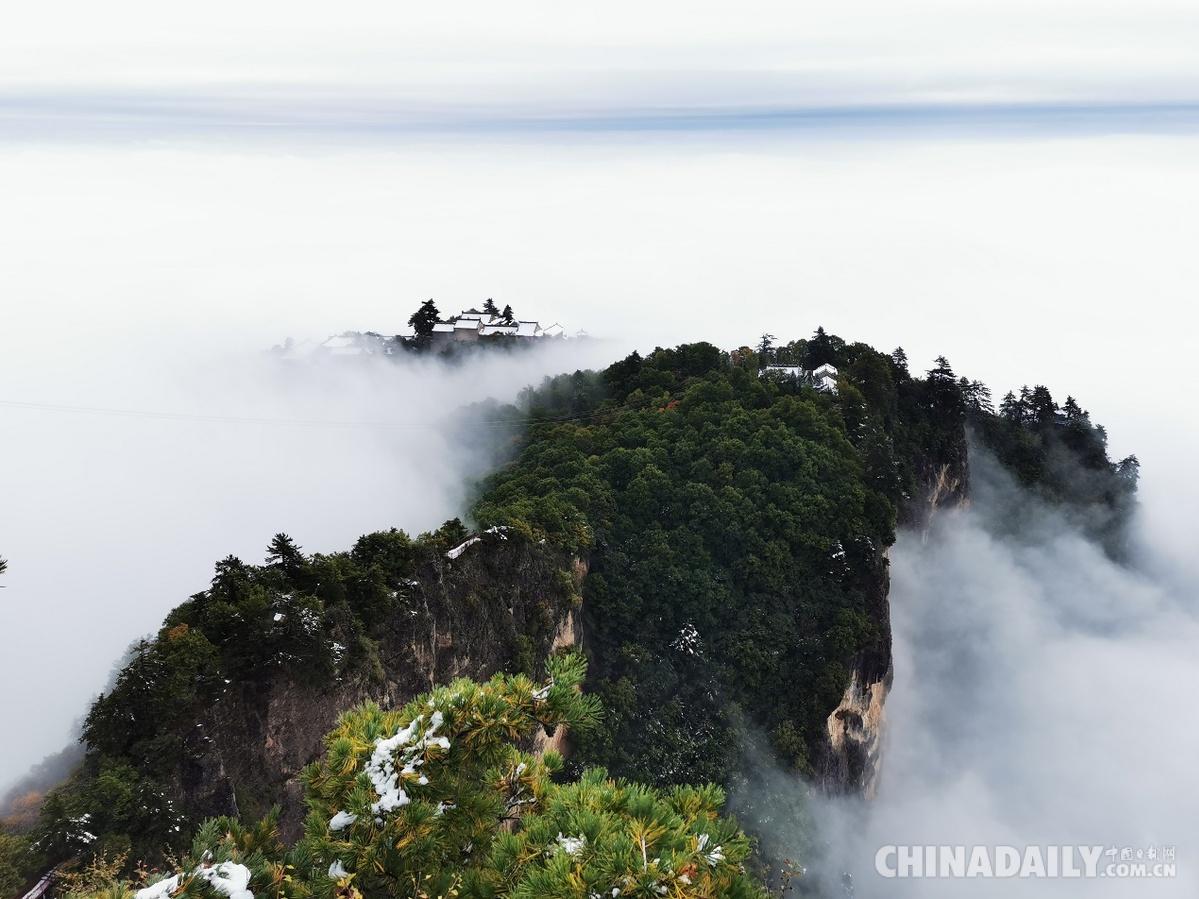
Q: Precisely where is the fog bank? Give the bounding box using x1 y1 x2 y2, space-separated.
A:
793 451 1199 896
0 337 618 790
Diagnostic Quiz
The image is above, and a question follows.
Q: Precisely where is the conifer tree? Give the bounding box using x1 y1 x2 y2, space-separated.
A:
890 346 909 372
265 534 302 569
1029 385 1057 424
999 390 1021 421
500 304 515 325
959 378 994 415
756 333 776 366
1117 455 1141 483
927 355 956 384
408 300 441 338
482 298 500 317
806 326 838 367
1062 396 1086 422
97 655 767 899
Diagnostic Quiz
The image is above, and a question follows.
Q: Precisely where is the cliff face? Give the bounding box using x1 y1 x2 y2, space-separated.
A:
171 533 584 840
818 430 969 795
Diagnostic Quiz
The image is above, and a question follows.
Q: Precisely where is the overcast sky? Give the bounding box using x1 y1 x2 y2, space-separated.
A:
2 0 1196 800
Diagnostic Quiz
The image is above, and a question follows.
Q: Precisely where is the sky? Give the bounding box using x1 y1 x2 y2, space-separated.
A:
1 0 1197 848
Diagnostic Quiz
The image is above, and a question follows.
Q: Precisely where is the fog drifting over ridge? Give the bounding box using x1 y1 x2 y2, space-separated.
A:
0 337 620 790
779 450 1199 897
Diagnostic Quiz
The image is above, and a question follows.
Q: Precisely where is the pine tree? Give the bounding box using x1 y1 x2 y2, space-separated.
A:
806 326 837 367
84 655 768 899
408 299 441 338
1117 455 1141 483
265 534 305 575
959 378 994 415
482 298 500 318
1013 385 1034 424
890 346 909 372
757 333 776 365
999 390 1021 421
1029 385 1057 425
927 355 956 383
500 304 515 325
1062 395 1086 422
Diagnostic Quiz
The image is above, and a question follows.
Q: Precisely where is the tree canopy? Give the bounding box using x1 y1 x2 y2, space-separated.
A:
64 657 768 899
407 300 441 338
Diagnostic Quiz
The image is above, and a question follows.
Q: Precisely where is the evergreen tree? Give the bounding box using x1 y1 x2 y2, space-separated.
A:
999 390 1021 421
0 556 6 577
294 653 603 899
1012 385 1034 424
1029 385 1057 425
890 346 909 373
266 533 302 568
501 304 515 325
72 656 768 899
756 333 776 366
210 555 250 600
805 326 840 367
265 534 309 585
959 378 994 415
1062 395 1086 422
482 298 500 317
927 355 956 384
408 299 441 338
1117 455 1141 484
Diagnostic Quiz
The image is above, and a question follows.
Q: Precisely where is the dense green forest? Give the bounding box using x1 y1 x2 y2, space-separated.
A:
469 334 1134 788
470 334 965 787
1 330 1138 897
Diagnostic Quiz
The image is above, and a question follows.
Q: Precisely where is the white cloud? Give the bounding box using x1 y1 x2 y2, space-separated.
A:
798 452 1199 896
0 337 618 789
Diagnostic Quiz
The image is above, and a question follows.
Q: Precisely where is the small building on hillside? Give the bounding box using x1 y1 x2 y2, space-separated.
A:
316 332 397 356
760 362 839 393
428 307 566 345
812 363 839 392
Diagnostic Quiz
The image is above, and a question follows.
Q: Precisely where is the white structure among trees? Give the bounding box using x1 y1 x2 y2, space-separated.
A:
760 362 839 393
429 307 565 344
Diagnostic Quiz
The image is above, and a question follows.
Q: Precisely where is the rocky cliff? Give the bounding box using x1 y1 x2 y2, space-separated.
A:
818 436 970 796
168 532 584 840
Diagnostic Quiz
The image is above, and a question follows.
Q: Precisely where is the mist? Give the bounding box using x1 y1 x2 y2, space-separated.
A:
762 449 1199 897
0 335 620 791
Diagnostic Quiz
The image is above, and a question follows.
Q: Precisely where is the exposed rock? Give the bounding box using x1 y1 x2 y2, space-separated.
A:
821 668 891 798
173 532 581 840
819 424 969 795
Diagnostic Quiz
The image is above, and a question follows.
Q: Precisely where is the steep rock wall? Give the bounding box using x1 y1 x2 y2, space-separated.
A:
818 435 969 795
172 533 584 839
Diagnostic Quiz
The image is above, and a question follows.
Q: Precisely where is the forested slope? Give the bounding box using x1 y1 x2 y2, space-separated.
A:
1 330 1138 893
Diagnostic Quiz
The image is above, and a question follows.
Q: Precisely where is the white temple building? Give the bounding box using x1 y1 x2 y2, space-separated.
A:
760 362 839 393
429 307 566 344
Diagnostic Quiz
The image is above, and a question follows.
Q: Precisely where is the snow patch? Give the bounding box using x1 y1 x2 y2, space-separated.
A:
135 876 179 899
197 861 253 899
554 833 587 856
137 862 253 899
365 711 450 817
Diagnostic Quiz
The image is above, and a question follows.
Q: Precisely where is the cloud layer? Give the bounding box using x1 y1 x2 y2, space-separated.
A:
0 337 617 789
799 451 1199 896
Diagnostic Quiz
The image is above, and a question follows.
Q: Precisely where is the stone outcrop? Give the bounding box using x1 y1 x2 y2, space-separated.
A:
172 532 584 839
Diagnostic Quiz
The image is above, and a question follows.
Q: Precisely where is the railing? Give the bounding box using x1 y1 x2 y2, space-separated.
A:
19 870 56 899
